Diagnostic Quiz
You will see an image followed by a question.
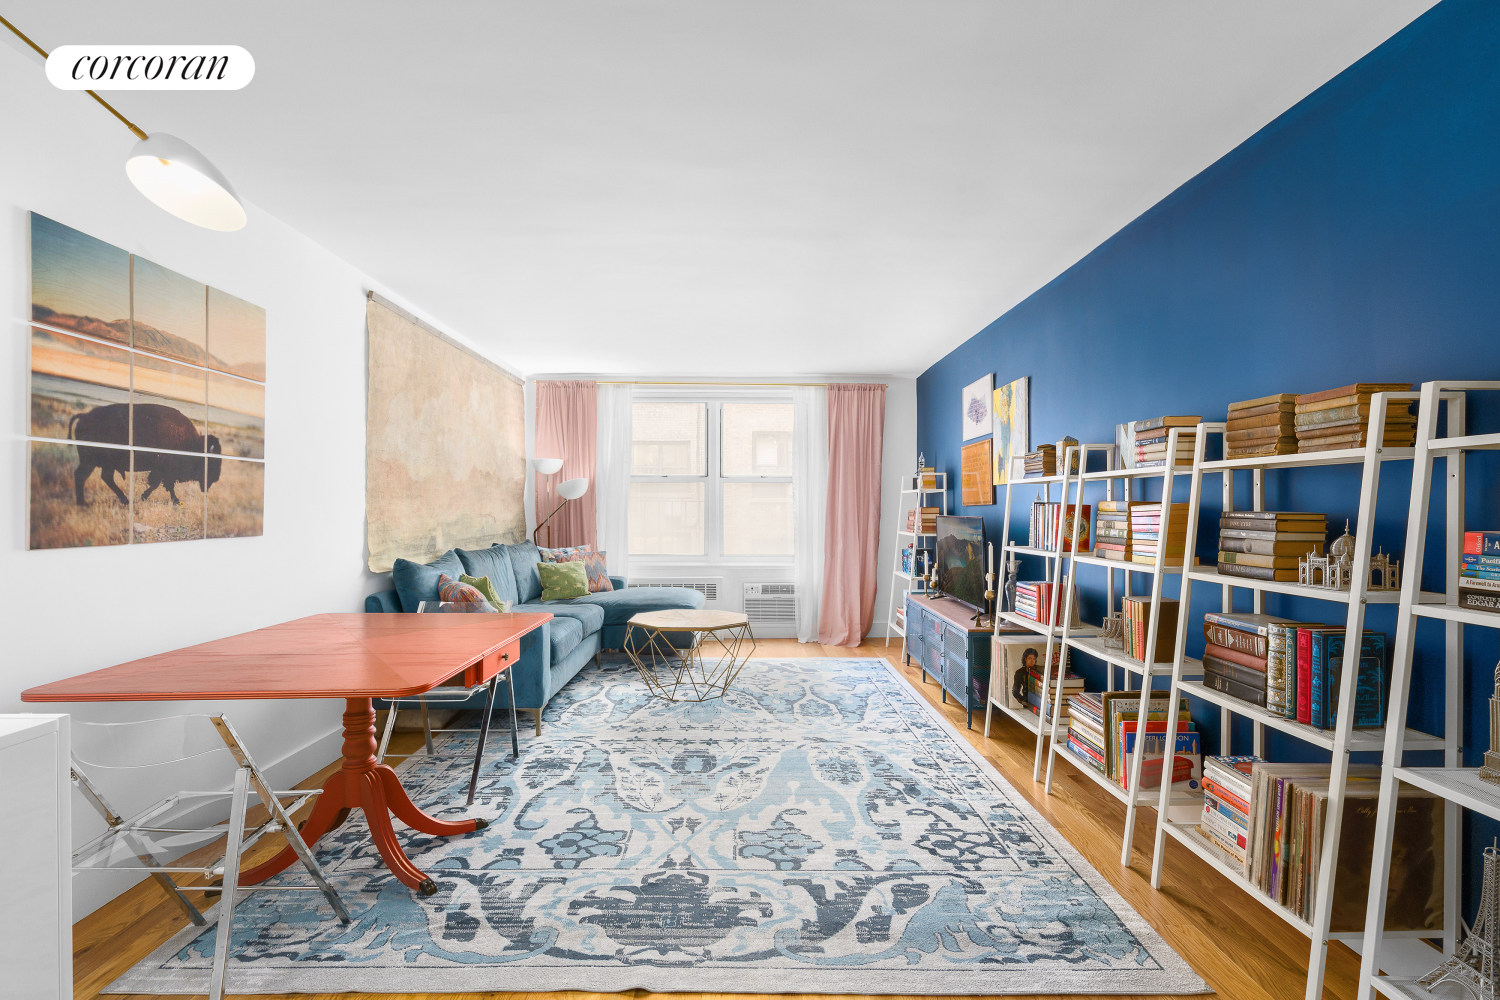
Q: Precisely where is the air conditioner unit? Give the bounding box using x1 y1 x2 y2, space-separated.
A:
627 578 721 602
744 582 797 636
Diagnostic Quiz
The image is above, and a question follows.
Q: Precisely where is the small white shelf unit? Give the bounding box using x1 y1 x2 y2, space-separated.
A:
1142 391 1457 1000
1357 382 1500 1000
887 472 947 649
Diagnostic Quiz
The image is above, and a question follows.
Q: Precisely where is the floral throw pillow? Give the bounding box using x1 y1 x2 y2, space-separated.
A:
538 544 614 593
537 560 590 602
434 573 497 611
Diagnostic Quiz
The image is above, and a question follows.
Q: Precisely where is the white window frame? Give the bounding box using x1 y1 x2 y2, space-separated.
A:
629 388 794 568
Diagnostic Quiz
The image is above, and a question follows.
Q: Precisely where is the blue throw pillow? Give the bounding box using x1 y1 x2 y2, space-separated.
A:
506 540 544 603
456 544 521 606
391 549 465 613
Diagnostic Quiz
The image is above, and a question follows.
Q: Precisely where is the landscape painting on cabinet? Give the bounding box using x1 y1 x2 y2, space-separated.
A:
28 213 267 549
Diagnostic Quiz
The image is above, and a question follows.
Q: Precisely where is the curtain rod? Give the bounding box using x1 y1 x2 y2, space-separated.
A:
594 380 830 387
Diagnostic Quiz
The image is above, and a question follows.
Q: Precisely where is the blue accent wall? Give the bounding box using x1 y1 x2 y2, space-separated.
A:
915 0 1499 915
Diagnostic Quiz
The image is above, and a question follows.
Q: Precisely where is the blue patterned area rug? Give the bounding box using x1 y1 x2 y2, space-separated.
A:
110 657 1207 995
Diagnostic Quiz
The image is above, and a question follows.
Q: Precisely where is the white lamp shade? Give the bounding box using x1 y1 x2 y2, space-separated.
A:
125 133 247 232
531 457 564 475
557 477 589 501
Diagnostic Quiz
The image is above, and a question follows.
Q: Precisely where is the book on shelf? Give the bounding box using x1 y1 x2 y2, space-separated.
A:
1307 630 1387 729
1226 441 1299 458
1218 526 1327 542
1028 501 1091 551
1227 410 1294 430
1294 383 1413 409
1215 561 1301 582
1219 536 1324 556
1465 531 1500 555
1105 695 1190 785
993 636 1067 712
1219 511 1327 530
1121 596 1179 664
1216 550 1304 569
1229 394 1296 413
1226 425 1296 443
1239 763 1441 931
1119 727 1201 792
1133 415 1202 433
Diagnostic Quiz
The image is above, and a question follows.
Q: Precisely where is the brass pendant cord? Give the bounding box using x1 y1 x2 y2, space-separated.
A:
0 14 149 140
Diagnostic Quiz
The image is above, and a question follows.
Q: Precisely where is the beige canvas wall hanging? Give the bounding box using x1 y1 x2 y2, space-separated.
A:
27 212 266 549
365 293 525 572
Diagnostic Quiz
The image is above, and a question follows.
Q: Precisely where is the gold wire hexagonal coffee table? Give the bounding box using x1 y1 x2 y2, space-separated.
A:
625 609 757 702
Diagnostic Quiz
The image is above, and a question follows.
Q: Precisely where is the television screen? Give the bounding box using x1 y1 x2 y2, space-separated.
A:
936 515 986 611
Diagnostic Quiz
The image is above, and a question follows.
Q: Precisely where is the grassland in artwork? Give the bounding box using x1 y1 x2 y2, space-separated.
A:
28 212 268 548
366 299 526 572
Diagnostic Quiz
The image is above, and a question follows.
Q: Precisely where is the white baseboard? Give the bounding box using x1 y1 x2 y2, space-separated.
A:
71 725 344 922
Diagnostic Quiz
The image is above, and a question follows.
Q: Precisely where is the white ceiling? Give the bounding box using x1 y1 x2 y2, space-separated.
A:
11 1 1437 377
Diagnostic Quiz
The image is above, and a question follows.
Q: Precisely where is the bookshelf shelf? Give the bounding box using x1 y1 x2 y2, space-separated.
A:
986 696 1043 736
886 473 946 645
995 610 1100 639
1413 603 1500 628
1159 820 1316 937
1390 766 1500 824
1066 634 1201 679
1071 551 1183 575
1053 742 1203 813
1197 446 1416 472
1182 566 1446 605
1176 679 1443 752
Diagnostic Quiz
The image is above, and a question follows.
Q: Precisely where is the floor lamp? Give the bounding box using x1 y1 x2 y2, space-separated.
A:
532 457 563 544
534 477 589 547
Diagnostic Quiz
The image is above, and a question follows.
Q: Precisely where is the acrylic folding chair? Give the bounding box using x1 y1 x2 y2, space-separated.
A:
375 598 523 805
70 713 351 1000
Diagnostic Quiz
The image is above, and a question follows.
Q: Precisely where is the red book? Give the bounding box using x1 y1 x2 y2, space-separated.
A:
1203 776 1250 814
1296 628 1313 725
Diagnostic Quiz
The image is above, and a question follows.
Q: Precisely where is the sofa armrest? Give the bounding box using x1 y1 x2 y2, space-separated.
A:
609 576 627 592
365 590 402 613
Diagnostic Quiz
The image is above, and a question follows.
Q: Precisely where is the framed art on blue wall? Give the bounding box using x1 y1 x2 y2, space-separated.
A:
961 374 992 440
990 375 1030 485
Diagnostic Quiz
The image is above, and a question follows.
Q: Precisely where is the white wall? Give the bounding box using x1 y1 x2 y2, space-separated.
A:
526 374 917 641
0 51 512 918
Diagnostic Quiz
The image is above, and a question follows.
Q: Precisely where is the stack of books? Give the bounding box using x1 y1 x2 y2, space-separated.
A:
1013 578 1081 626
1130 502 1189 566
1211 616 1388 728
1200 756 1258 863
1132 416 1200 467
1201 612 1284 708
1294 383 1415 453
1026 652 1081 723
1461 531 1500 614
1093 500 1138 561
1065 692 1197 790
1225 394 1297 458
1022 445 1056 478
1028 501 1091 551
1216 510 1326 581
918 465 938 489
1122 596 1180 664
906 506 939 534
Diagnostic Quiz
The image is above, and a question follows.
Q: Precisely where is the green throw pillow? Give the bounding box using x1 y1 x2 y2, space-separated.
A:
537 560 589 601
461 574 504 608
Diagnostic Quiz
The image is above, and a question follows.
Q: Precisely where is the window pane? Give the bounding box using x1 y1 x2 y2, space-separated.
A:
723 482 793 555
722 402 793 476
632 402 707 475
629 482 705 555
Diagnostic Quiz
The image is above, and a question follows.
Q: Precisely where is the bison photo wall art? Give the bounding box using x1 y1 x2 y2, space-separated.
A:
27 213 267 550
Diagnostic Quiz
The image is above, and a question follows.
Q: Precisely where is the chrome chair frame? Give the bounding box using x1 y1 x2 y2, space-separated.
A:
71 714 351 1000
376 665 520 805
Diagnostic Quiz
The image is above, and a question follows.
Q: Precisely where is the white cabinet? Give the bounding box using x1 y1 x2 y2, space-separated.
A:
0 715 71 999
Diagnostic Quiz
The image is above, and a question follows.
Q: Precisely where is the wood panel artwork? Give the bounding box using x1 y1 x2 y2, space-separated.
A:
962 437 994 506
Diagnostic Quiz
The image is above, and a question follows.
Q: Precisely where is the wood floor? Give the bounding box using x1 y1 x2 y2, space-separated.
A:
74 638 1364 1000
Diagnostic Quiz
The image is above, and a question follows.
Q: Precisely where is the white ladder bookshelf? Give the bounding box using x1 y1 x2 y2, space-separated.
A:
1357 381 1493 1000
1146 395 1456 1000
887 472 947 650
1041 425 1209 865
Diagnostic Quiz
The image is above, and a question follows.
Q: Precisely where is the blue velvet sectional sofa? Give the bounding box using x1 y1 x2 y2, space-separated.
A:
365 539 704 732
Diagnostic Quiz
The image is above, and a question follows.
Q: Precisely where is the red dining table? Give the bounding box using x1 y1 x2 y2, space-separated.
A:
22 611 551 896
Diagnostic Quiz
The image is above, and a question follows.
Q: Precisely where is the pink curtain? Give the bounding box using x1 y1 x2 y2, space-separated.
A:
818 383 886 646
534 380 597 549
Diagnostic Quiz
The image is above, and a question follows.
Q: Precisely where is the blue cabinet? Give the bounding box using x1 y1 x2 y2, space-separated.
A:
903 595 991 728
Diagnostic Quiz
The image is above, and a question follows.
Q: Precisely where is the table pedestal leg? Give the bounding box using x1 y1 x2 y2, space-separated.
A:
237 697 486 896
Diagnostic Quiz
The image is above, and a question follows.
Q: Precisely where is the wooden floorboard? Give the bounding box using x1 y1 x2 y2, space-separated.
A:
73 637 1363 999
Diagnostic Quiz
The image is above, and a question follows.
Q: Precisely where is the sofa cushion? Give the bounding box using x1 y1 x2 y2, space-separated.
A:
547 614 585 663
514 601 605 634
539 560 590 601
539 545 614 593
506 541 544 603
456 545 520 606
567 585 706 625
437 574 495 609
391 549 465 613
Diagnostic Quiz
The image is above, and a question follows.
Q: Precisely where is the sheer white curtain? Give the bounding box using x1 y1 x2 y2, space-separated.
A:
793 386 828 643
595 384 633 581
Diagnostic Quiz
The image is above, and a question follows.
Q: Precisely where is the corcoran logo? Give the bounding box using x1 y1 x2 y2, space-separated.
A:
45 45 254 90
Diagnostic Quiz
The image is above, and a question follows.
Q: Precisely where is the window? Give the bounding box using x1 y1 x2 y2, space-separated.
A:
629 398 794 559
